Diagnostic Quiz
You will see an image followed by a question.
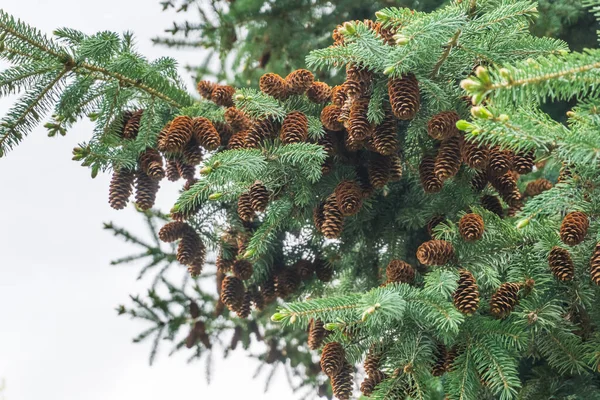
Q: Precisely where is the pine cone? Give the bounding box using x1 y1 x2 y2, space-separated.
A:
445 345 461 372
459 213 484 242
453 270 480 315
134 170 159 210
427 111 459 140
321 105 344 132
388 74 420 120
224 107 251 132
471 170 488 191
259 73 288 100
165 115 193 152
228 130 248 150
158 221 193 242
313 201 325 232
548 246 575 281
280 111 309 144
236 290 252 318
322 194 344 239
463 140 489 170
192 117 221 150
295 260 315 280
427 215 445 237
416 240 455 266
221 276 245 312
165 160 180 181
211 84 235 107
590 243 600 285
307 81 332 103
431 344 447 376
514 149 535 174
308 319 326 350
525 178 552 197
285 69 315 95
419 156 443 193
156 122 171 152
122 109 143 139
434 136 462 181
249 181 269 211
182 140 203 165
260 277 277 303
487 147 513 177
315 258 333 282
389 155 403 182
177 231 204 265
560 211 589 246
372 109 398 156
197 80 215 99
233 259 254 280
139 149 165 180
188 256 205 277
177 161 196 181
275 268 301 298
251 286 266 310
490 282 521 319
490 171 521 207
363 347 381 376
347 98 372 141
238 192 255 222
108 168 135 210
343 78 364 99
246 118 279 148
386 260 415 284
481 194 503 217
216 252 233 273
321 343 346 377
332 362 353 400
360 370 386 396
331 85 347 107
368 154 392 189
334 180 363 216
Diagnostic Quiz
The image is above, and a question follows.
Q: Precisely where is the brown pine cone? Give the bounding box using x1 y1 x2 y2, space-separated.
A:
228 130 248 150
434 136 463 181
416 240 455 266
308 319 326 350
280 111 309 144
236 291 252 318
490 282 521 319
321 105 344 132
197 80 215 99
487 147 513 177
177 161 196 181
216 252 233 273
224 107 251 132
177 231 204 265
165 115 193 152
363 347 381 376
445 345 461 372
259 72 288 100
525 178 552 197
427 215 445 237
471 170 488 191
134 170 159 210
453 270 480 315
481 194 503 217
419 155 443 194
322 194 344 239
285 69 315 95
158 221 193 242
459 213 484 242
213 121 233 147
372 109 398 156
507 201 523 217
108 168 135 210
389 155 403 182
307 81 332 103
211 84 235 107
313 201 325 232
138 150 164 182
368 154 392 189
122 109 143 139
182 140 203 165
251 286 266 310
156 122 171 152
388 74 420 120
260 277 277 304
514 149 535 174
463 140 490 170
331 85 347 107
332 362 353 400
321 342 345 377
560 211 589 246
246 118 279 148
360 370 386 396
386 259 415 284
165 159 180 181
558 164 572 182
431 344 448 376
489 171 521 207
192 117 221 150
274 268 301 298
590 243 600 285
343 78 363 99
334 180 363 216
347 97 372 141
548 246 575 281
187 255 205 277
221 276 245 312
346 64 373 94
315 258 334 282
249 181 269 212
295 260 315 280
233 259 254 280
237 192 255 222
427 111 459 140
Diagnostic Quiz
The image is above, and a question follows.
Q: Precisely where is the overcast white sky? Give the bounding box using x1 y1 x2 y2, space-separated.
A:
0 1 293 399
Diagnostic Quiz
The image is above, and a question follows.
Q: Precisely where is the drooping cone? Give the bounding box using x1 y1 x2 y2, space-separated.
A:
237 192 255 222
315 258 334 282
134 170 159 210
280 111 309 144
313 201 325 232
177 161 196 181
245 118 279 148
189 301 201 319
214 121 233 146
334 180 363 216
260 277 277 304
233 259 254 280
108 168 135 210
224 107 251 132
560 211 589 246
227 129 248 150
481 194 503 217
459 213 484 242
431 344 448 376
444 345 461 371
192 117 221 150
363 347 381 376
427 215 445 237
548 246 575 281
295 259 315 280
285 69 315 95
331 85 347 107
416 240 455 266
197 80 215 99
471 170 488 191
139 149 165 180
259 72 288 100
122 109 143 139
221 275 245 312
347 97 372 140
463 140 489 170
368 154 392 189
177 231 204 265
307 81 332 104
251 286 266 310
427 111 459 140
514 149 535 174
346 64 373 96
490 282 521 319
372 109 398 156
434 136 463 181
419 156 443 194
211 84 235 107
487 147 513 177
165 160 180 181
322 194 344 239
389 155 403 182
321 105 344 132
388 74 420 120
452 270 480 315
274 268 301 298
164 115 193 152
249 181 269 211
308 319 326 350
158 221 193 242
320 342 346 377
590 243 600 285
360 370 386 396
156 122 171 152
386 260 415 284
525 178 552 197
236 291 252 319
182 140 203 165
490 171 522 207
332 362 354 400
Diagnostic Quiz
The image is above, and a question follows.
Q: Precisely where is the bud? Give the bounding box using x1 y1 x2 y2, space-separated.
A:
324 322 340 331
471 92 485 105
234 93 246 101
471 106 493 119
383 65 395 76
290 314 297 324
471 128 482 135
271 312 286 322
516 218 530 229
342 22 356 35
460 79 480 92
375 11 389 21
499 68 511 80
566 111 575 118
455 120 474 132
91 164 99 179
208 192 223 201
200 166 212 175
393 34 409 45
497 114 509 122
242 248 256 259
475 66 491 84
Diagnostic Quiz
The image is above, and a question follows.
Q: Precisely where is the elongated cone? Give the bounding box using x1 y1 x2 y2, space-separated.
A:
108 169 135 210
548 246 575 281
419 156 443 193
308 319 326 350
590 243 600 285
490 282 521 319
560 211 589 246
280 111 309 144
334 180 363 216
452 270 480 314
416 240 455 266
320 342 345 377
388 74 420 120
428 111 459 140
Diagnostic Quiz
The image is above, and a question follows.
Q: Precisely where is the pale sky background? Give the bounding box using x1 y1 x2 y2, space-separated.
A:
0 1 294 399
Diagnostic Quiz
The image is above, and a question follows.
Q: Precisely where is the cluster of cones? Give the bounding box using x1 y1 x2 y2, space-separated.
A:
320 342 354 400
158 221 206 276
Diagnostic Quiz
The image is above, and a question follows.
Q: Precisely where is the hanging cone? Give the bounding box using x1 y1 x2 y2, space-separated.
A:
331 85 347 107
368 154 392 189
322 194 344 239
211 84 235 107
427 111 459 140
463 140 489 170
434 136 463 181
259 72 288 100
388 74 420 120
548 246 575 281
514 149 535 174
237 192 255 222
108 168 135 210
525 178 552 197
280 111 309 144
139 149 165 180
360 370 386 396
389 155 403 182
315 258 334 282
481 194 503 217
431 344 448 376
295 259 315 280
452 269 480 314
560 211 589 246
249 181 269 212
307 81 332 103
224 107 251 132
233 259 254 280
134 170 159 210
471 170 488 191
487 147 513 177
158 221 194 242
308 319 326 350
458 213 484 242
332 362 353 400
245 118 279 148
197 80 215 99
285 69 315 95
590 243 600 285
221 276 245 312
227 129 248 150
321 105 345 131
164 115 193 152
490 282 521 319
334 180 363 216
320 342 346 377
192 117 221 151
385 260 415 284
165 159 180 181
416 240 455 266
372 109 398 156
122 109 143 139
